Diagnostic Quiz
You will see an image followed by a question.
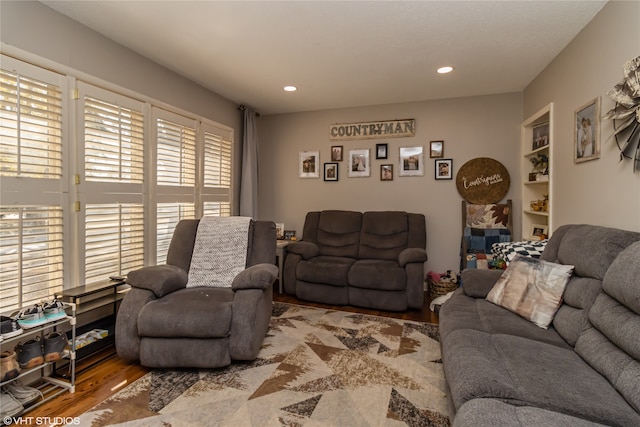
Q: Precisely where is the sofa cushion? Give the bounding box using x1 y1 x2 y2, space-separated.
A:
348 259 406 291
486 255 574 328
297 256 355 287
316 210 362 258
442 329 640 426
138 287 233 338
454 398 609 427
439 291 570 349
359 211 409 260
576 241 640 413
552 277 602 346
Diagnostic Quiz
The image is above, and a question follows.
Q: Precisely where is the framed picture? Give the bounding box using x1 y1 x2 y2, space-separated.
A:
324 162 338 181
532 122 549 150
575 97 600 163
331 145 343 162
435 158 453 180
430 140 444 158
399 146 424 176
530 224 548 240
380 164 393 181
376 143 388 159
299 151 319 178
284 230 296 240
275 223 285 240
348 148 370 177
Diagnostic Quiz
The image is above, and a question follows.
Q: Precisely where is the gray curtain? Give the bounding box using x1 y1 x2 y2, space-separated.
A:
239 107 259 218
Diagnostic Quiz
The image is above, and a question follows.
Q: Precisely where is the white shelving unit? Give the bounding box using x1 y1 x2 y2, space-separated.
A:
521 103 553 240
0 303 76 415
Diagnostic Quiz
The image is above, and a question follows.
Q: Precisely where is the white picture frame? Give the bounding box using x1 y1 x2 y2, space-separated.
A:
348 148 370 177
399 146 424 176
299 151 320 178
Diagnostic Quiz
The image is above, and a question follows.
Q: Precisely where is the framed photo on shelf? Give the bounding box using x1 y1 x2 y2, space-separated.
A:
376 143 388 159
575 97 600 163
299 151 319 178
284 230 296 240
275 223 285 240
324 162 338 181
532 122 549 150
380 164 393 181
348 148 370 177
430 140 444 158
434 158 453 180
399 146 424 176
331 145 343 161
530 224 548 240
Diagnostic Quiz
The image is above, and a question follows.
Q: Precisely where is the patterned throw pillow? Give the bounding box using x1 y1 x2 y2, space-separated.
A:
486 255 574 329
492 240 548 264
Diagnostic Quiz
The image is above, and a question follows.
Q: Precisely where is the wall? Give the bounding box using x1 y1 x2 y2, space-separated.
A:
524 0 640 232
259 93 522 272
0 1 243 210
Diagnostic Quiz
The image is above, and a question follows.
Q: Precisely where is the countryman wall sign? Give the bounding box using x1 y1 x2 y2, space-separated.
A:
329 119 415 141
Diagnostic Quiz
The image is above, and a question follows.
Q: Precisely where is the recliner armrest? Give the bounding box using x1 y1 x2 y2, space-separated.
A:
398 247 428 267
287 241 320 260
126 264 188 298
232 263 279 290
461 268 504 298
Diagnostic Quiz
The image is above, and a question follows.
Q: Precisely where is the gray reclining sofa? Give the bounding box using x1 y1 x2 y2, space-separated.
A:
283 210 427 311
439 224 640 426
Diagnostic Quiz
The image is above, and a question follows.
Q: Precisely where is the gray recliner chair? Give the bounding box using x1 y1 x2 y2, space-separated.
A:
115 219 277 368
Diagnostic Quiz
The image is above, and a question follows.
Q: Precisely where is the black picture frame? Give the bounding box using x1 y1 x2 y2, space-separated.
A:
376 143 388 159
331 145 343 161
324 162 338 181
435 159 453 180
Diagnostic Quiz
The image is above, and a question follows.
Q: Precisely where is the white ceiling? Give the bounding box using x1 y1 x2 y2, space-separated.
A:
40 1 607 115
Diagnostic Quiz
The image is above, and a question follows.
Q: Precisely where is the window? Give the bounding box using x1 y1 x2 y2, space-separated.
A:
0 55 234 308
79 83 145 285
0 56 66 312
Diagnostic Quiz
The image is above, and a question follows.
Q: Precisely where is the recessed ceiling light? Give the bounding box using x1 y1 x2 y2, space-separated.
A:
284 85 297 92
437 66 454 74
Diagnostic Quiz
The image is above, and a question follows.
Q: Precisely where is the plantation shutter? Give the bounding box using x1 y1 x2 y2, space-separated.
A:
0 56 65 311
79 83 145 283
201 123 233 218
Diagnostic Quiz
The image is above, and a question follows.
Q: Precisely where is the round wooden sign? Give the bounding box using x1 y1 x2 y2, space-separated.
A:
456 157 510 204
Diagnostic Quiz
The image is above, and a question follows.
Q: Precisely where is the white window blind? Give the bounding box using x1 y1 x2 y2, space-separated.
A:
0 56 65 312
79 84 146 284
0 68 63 179
156 203 195 264
203 129 231 188
0 207 63 312
84 96 144 183
157 118 196 186
203 202 231 217
84 204 144 284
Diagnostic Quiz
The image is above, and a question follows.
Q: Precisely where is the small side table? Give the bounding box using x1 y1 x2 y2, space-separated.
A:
276 240 289 294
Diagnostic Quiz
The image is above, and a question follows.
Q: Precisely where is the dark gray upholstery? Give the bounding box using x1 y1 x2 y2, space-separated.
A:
284 210 427 311
440 224 640 426
116 219 278 368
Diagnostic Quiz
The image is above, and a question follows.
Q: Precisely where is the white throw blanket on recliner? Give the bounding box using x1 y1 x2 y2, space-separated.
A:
187 216 252 288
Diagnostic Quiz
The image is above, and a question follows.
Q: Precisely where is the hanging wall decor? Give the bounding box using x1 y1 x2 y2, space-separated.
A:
456 157 510 204
602 56 640 172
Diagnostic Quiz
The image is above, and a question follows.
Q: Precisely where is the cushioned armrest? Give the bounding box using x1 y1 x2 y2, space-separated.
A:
286 241 320 260
398 247 428 267
126 264 188 298
232 263 279 290
461 268 504 298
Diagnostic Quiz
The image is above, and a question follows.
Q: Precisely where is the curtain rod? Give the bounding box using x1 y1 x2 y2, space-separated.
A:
238 105 260 117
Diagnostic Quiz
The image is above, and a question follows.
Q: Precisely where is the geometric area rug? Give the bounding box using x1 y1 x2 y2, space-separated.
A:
79 302 454 426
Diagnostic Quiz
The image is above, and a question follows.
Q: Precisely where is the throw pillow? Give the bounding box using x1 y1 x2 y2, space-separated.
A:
486 255 574 329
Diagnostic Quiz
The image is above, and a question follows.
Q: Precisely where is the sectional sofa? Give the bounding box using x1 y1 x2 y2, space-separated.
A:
439 224 640 426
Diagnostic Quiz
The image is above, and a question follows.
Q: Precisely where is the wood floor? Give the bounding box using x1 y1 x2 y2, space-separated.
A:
26 286 438 420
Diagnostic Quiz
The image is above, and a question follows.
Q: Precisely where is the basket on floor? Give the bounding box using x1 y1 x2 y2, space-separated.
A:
427 277 459 300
